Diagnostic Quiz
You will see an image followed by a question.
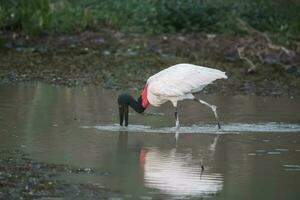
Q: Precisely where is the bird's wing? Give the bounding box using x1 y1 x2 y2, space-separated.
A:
147 63 227 97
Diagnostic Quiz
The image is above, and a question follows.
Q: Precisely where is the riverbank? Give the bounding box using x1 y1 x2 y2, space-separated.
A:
1 30 299 97
0 149 120 200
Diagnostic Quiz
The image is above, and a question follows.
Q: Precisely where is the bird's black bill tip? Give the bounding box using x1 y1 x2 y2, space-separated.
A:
124 105 129 127
119 103 129 127
119 105 124 126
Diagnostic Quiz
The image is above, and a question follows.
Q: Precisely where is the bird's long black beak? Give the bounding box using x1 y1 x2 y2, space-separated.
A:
119 105 124 126
119 104 129 127
124 105 129 126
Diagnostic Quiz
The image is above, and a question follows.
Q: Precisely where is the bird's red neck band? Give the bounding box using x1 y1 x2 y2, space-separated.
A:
141 84 149 109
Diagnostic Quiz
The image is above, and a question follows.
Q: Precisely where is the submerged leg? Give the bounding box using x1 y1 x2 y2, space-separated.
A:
194 98 221 129
119 105 124 126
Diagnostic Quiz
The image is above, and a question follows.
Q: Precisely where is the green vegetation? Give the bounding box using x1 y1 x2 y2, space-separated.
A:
0 0 299 40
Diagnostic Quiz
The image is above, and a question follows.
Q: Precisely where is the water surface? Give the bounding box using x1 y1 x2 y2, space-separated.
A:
0 83 300 200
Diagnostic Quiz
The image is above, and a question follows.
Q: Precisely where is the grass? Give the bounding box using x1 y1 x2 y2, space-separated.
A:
0 0 299 42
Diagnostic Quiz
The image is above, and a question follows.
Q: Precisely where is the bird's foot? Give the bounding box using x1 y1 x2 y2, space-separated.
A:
176 123 179 130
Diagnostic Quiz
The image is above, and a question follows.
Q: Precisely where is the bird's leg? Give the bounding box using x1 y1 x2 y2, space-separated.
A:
124 105 129 127
174 107 180 130
174 106 180 145
119 105 124 126
194 98 221 129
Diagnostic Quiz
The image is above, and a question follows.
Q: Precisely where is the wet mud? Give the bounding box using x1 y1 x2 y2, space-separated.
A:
0 149 119 200
1 30 300 97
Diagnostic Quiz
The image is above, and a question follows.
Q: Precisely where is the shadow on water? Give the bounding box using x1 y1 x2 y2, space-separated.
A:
1 83 300 199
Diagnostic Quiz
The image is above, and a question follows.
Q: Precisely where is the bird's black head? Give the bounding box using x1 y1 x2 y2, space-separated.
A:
118 93 145 126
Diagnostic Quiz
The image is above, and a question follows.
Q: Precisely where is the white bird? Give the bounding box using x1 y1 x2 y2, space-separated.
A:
118 63 227 129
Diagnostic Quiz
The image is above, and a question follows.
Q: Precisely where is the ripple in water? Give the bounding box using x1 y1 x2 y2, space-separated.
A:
82 122 300 134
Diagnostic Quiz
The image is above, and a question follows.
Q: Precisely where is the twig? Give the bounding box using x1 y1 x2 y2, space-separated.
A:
237 47 257 73
236 18 294 56
256 52 264 63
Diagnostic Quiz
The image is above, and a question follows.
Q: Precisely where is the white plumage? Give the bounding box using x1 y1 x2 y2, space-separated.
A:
147 63 227 107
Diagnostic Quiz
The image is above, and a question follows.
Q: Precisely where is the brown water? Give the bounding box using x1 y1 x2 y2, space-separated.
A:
1 83 300 200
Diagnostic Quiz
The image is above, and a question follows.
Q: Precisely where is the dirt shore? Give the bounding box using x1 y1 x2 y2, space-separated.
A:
0 149 120 200
1 30 299 97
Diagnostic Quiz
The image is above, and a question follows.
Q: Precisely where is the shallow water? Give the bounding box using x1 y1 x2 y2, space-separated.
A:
1 83 300 200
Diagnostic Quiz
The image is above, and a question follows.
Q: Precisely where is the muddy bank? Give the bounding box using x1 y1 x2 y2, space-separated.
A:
0 30 299 97
0 149 120 200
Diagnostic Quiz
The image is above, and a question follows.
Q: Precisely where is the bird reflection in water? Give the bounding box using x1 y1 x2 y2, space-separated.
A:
139 148 223 198
117 130 222 199
117 130 128 152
